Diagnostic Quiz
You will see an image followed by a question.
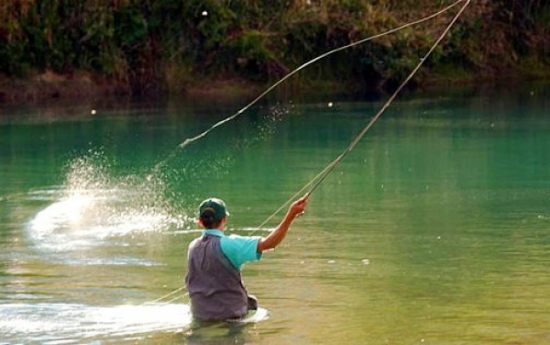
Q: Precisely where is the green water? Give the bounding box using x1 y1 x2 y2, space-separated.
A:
0 83 549 344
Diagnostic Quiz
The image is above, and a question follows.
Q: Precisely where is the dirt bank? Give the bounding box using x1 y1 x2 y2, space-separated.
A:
0 71 268 105
1 67 548 106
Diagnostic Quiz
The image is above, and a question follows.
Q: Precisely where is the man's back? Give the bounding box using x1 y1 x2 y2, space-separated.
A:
185 235 248 321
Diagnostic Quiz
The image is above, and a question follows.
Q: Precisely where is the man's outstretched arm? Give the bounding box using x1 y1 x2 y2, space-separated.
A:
257 194 309 253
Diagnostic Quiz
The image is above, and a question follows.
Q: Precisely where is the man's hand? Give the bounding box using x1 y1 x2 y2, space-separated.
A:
257 193 311 253
289 193 309 218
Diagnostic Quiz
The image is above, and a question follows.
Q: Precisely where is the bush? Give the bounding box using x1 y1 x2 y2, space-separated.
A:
0 0 548 95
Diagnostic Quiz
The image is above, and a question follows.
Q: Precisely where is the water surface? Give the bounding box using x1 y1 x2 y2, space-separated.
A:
1 83 549 344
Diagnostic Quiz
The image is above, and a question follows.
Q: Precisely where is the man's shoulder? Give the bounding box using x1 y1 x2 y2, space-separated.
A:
221 234 261 256
226 233 247 240
221 234 262 268
225 234 262 244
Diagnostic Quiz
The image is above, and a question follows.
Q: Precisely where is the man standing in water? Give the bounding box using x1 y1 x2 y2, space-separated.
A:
185 194 309 321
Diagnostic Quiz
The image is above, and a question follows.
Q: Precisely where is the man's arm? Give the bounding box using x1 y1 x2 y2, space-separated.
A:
257 194 309 253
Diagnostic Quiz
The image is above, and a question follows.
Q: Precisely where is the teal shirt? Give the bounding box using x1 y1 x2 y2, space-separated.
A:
203 229 262 270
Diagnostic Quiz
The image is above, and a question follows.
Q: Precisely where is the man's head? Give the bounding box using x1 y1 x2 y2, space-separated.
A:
198 197 230 229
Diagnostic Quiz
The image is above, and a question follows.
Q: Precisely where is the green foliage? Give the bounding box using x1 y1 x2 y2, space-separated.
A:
0 0 548 95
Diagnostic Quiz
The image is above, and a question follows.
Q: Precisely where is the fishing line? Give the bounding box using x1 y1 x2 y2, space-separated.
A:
141 286 187 305
149 0 465 174
257 0 472 229
149 0 471 304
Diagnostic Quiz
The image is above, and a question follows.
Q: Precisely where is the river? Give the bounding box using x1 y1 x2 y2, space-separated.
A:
1 82 549 344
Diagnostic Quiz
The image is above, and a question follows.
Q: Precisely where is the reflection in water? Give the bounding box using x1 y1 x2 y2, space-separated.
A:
184 308 269 345
184 323 252 345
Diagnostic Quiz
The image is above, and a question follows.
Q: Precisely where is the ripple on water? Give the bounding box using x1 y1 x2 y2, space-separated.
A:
0 302 192 343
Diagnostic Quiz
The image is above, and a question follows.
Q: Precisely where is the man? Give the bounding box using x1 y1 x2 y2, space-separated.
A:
185 194 309 321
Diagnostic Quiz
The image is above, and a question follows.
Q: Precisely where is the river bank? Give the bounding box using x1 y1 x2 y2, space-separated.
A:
1 66 548 107
0 71 266 105
1 1 548 106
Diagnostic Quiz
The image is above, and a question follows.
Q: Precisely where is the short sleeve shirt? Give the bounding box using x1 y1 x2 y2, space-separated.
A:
203 230 262 270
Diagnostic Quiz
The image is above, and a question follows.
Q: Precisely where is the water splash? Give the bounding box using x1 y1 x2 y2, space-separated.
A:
0 302 192 344
26 151 191 260
0 302 271 344
151 102 291 176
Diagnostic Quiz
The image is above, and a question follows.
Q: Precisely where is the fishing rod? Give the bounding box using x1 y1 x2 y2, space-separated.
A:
310 0 472 194
257 0 472 229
